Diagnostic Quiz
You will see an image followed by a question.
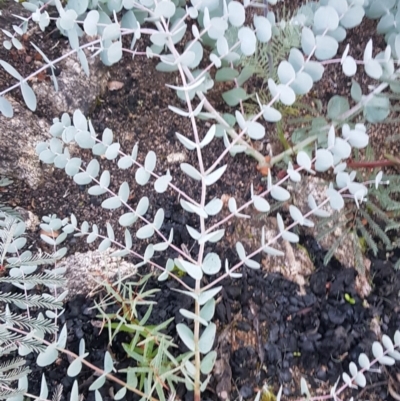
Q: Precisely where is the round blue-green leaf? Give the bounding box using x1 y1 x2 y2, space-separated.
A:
209 53 221 68
332 137 351 159
102 128 114 146
37 344 58 367
377 14 394 35
328 0 347 14
103 351 114 374
59 9 77 31
201 351 217 375
205 165 226 186
180 259 203 280
84 10 99 36
282 231 299 243
217 36 229 56
185 41 203 68
315 149 333 172
327 95 349 120
119 212 137 227
75 131 95 149
136 224 155 239
98 238 111 252
290 72 313 95
136 196 149 215
118 182 130 203
107 0 124 12
215 67 239 82
372 341 384 359
154 173 171 193
297 151 312 170
263 246 284 256
3 40 11 50
181 163 202 180
135 167 150 185
101 23 121 41
114 387 127 400
99 170 110 188
364 96 390 123
271 186 290 201
151 32 167 46
0 60 22 80
304 61 324 82
154 208 164 229
288 48 304 72
107 41 122 64
176 51 195 67
73 110 87 130
254 15 271 42
86 159 100 177
67 357 83 377
8 237 27 252
0 96 13 117
205 198 223 215
199 286 222 306
105 143 120 160
102 196 122 209
54 154 68 168
342 56 357 76
238 27 256 56
89 375 106 391
268 78 279 97
301 27 315 56
145 151 156 172
262 106 281 122
202 252 221 275
278 60 295 84
171 20 187 44
222 87 247 106
118 156 133 169
68 0 89 15
289 205 304 225
236 241 246 260
155 1 176 18
65 158 81 177
253 195 270 212
278 85 296 105
40 149 56 164
327 187 344 210
347 129 369 149
315 35 338 60
365 59 383 79
21 82 36 111
228 1 245 27
329 26 346 42
314 6 339 31
199 323 216 354
341 5 364 29
63 126 76 143
208 17 228 40
277 213 285 232
246 121 265 140
200 298 215 323
74 172 92 185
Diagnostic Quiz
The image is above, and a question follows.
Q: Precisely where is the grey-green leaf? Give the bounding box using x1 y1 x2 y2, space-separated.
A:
176 323 195 352
0 96 13 117
21 82 37 111
199 323 216 354
202 252 221 275
0 59 22 79
102 196 122 210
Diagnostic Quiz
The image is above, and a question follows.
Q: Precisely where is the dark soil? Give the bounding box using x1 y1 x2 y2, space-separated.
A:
1 0 400 400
